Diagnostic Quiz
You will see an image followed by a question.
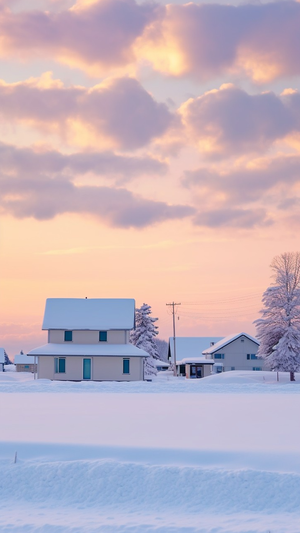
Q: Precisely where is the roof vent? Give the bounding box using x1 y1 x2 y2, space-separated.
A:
210 341 215 346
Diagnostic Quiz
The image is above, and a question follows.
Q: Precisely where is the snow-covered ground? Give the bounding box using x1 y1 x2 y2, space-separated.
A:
1 370 300 532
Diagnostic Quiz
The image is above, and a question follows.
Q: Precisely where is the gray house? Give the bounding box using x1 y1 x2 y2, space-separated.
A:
202 332 262 372
28 298 149 381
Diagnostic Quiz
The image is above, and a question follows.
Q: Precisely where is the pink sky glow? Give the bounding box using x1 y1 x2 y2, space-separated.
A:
1 0 300 357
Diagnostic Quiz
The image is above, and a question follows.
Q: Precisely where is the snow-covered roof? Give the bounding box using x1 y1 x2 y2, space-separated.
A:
154 359 170 368
42 298 135 331
168 337 223 363
14 354 36 365
0 348 5 364
177 357 214 365
28 343 149 357
202 332 259 355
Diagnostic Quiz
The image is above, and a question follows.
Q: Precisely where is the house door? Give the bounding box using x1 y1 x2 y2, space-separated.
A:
83 358 91 380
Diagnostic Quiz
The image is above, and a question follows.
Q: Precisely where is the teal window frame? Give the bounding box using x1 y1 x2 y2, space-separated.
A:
54 357 66 373
123 358 130 374
247 354 258 360
99 331 107 342
214 353 225 359
24 365 29 369
64 331 72 342
253 367 262 371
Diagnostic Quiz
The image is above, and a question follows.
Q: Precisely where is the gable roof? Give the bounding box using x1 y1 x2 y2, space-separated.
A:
14 353 36 364
0 348 5 364
168 337 223 363
42 298 135 331
202 332 259 355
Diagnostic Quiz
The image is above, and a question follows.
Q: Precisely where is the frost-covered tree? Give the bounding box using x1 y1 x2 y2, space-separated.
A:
255 252 300 381
130 303 159 377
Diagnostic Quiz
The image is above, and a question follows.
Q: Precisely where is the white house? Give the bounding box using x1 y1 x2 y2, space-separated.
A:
14 352 37 373
0 348 5 372
202 332 262 372
168 337 223 378
28 298 149 381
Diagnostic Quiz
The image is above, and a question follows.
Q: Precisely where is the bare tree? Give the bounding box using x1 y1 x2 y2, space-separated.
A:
255 252 300 381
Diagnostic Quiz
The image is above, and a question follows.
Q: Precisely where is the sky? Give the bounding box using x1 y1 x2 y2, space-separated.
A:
1 0 300 356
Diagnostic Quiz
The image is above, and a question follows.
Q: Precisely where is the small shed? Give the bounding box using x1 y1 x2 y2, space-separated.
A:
0 348 5 372
177 357 214 379
14 353 37 373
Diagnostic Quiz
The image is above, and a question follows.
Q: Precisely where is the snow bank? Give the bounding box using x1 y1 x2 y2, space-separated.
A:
1 368 300 394
1 444 300 533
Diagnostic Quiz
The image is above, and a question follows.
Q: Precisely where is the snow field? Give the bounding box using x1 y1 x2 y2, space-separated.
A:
1 371 300 532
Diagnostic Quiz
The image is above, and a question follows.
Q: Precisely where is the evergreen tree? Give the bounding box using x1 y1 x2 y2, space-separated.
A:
4 349 12 365
130 303 159 377
255 252 300 381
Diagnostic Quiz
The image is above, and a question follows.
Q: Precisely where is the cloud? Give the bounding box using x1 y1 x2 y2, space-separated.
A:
183 154 300 228
0 172 194 228
138 1 300 82
1 1 300 82
0 141 167 180
0 75 173 150
194 208 272 229
184 155 300 204
179 85 300 157
0 0 159 74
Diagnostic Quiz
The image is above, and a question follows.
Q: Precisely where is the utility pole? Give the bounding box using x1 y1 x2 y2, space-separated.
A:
166 302 181 377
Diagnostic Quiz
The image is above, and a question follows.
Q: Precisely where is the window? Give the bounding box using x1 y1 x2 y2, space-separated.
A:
214 353 225 359
123 358 130 374
247 354 258 360
24 365 29 369
99 331 107 342
179 364 186 375
54 357 66 373
231 367 235 371
252 367 262 371
64 331 72 342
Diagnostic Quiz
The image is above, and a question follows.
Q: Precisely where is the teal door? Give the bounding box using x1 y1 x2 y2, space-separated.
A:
83 358 91 380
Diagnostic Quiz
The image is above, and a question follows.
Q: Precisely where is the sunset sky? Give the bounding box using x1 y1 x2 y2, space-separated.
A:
1 0 300 357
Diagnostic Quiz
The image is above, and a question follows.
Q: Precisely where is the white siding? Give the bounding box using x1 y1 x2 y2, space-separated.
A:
211 337 263 371
48 330 128 344
38 356 144 381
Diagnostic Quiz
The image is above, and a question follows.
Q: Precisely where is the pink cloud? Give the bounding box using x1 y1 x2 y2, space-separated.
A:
180 85 300 157
0 76 173 149
1 1 300 82
0 0 159 71
0 141 167 180
141 1 300 82
0 171 194 228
